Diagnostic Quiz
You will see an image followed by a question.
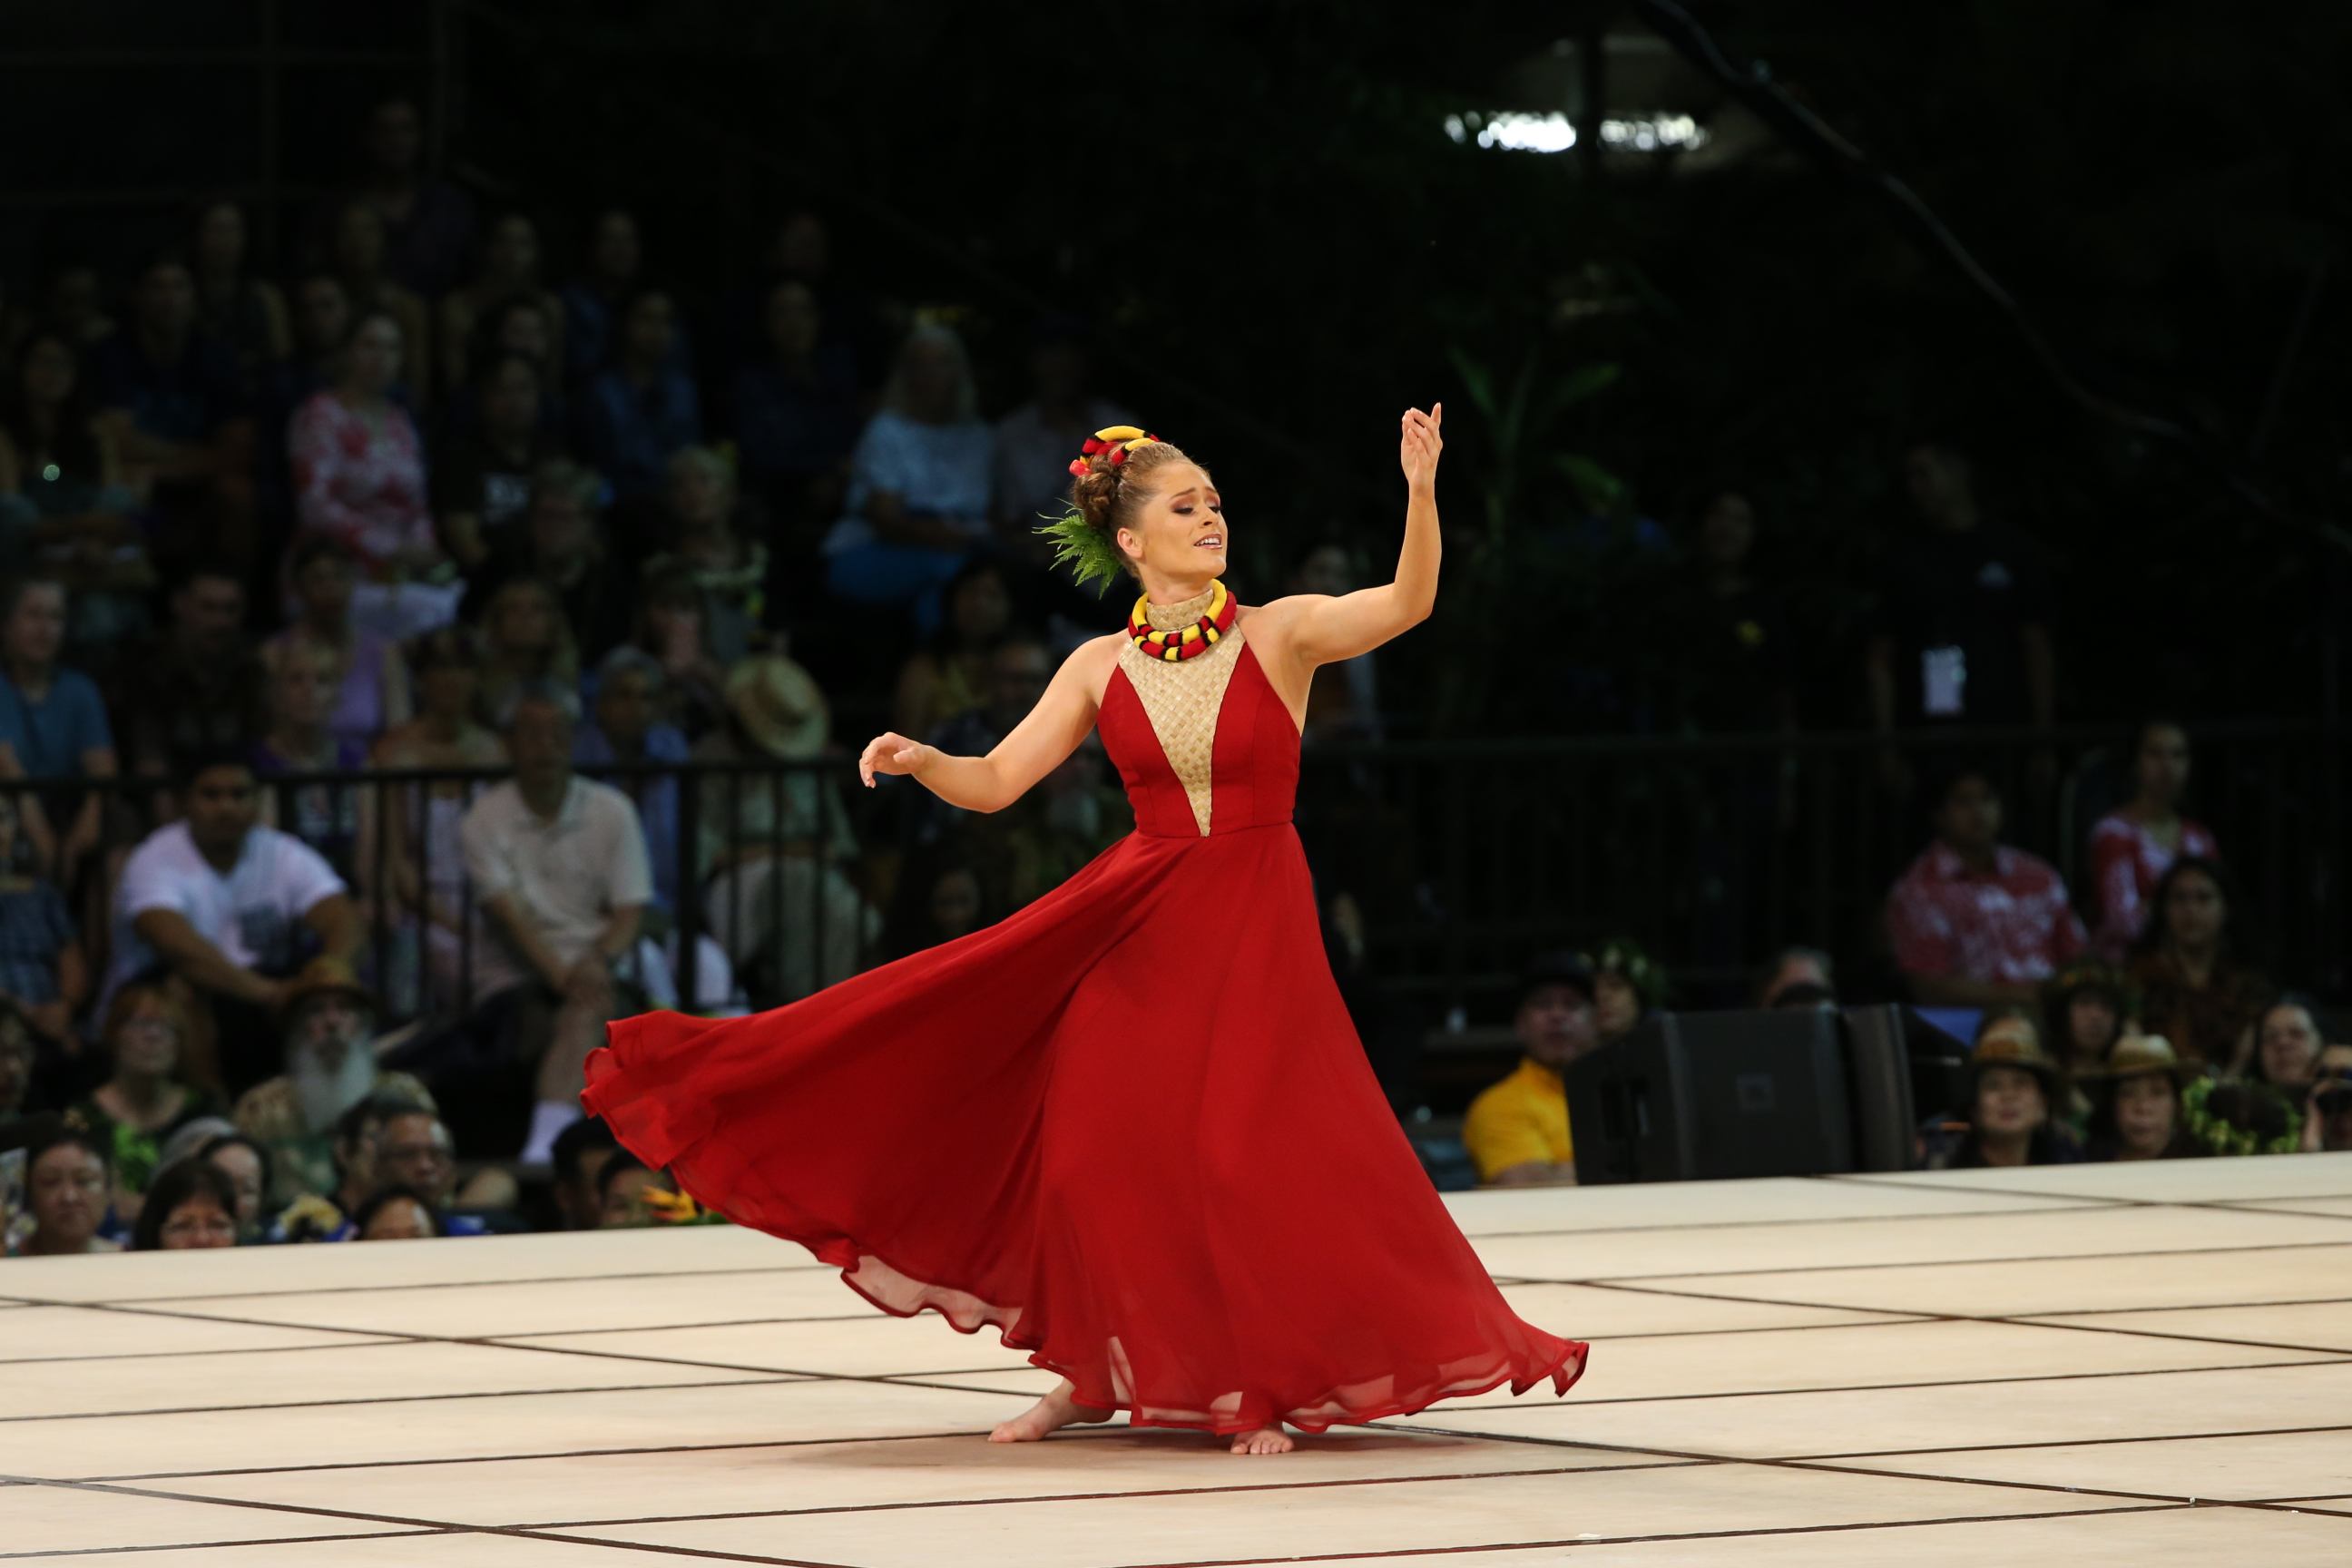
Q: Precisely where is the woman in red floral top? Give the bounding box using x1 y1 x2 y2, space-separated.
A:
287 311 443 575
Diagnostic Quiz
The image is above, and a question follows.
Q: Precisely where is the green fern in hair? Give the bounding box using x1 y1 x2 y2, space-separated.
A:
1034 505 1130 596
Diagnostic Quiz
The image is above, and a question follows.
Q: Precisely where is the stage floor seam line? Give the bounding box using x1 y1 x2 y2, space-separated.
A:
1037 1502 2196 1568
504 1458 1720 1530
0 1373 800 1426
1541 1235 2352 1284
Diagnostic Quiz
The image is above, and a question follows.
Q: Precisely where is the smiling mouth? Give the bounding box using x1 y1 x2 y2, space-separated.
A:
1195 534 1224 549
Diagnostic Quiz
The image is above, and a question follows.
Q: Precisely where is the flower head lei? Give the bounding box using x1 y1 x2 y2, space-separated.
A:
1034 425 1160 594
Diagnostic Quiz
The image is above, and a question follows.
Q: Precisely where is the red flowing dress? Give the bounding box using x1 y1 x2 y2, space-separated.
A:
582 613 1588 1436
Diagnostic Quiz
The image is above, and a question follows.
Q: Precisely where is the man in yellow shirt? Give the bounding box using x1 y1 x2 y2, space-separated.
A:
1463 953 1600 1186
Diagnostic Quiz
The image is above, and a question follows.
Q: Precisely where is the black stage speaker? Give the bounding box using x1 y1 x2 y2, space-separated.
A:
1565 1005 1969 1183
1566 1009 1852 1184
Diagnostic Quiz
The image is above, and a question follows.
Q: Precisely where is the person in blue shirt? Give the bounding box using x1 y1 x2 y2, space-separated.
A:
573 287 701 501
0 574 118 881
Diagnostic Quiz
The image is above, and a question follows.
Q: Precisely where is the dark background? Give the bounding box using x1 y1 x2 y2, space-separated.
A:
4 0 2346 739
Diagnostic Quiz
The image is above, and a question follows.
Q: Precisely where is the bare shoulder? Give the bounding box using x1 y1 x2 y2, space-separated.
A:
1063 633 1128 703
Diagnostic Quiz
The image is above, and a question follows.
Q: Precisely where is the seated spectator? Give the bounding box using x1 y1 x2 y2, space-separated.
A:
103 749 359 1096
109 560 268 777
265 535 413 753
14 1132 117 1255
990 314 1133 548
695 653 872 1002
1922 1021 2082 1169
321 96 477 299
432 353 564 580
256 273 358 540
550 1113 621 1230
597 1147 673 1228
2125 857 2266 1073
289 309 446 594
372 1103 514 1234
471 460 628 659
267 1089 420 1241
64 982 226 1224
1664 488 1798 737
574 287 700 502
730 278 858 562
474 574 583 730
458 297 564 420
824 324 993 632
0 333 152 670
189 200 289 391
437 211 565 396
1587 938 1661 1047
0 575 119 882
926 636 1053 761
1464 953 1598 1187
2255 993 2328 1093
251 641 371 876
638 447 767 667
185 1130 271 1242
324 198 434 403
1864 439 2054 749
2083 1034 2203 1162
575 647 689 912
233 957 433 1207
351 1181 443 1240
2183 1074 2305 1158
2041 965 2128 1081
561 210 653 387
1754 946 1835 1009
34 255 115 351
374 628 504 1014
88 249 255 564
129 1156 240 1250
460 686 651 1162
1887 768 2085 1007
893 558 1015 740
881 838 989 960
2090 720 2218 964
627 565 730 740
2306 1060 2352 1155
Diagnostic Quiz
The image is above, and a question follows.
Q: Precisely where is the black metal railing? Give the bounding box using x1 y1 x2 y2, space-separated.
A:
21 717 2342 1031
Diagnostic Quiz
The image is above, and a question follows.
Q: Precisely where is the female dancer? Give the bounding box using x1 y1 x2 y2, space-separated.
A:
583 407 1587 1455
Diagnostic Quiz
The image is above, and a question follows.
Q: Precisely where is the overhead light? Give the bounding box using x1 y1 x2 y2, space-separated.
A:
1444 111 1710 154
1445 112 1576 152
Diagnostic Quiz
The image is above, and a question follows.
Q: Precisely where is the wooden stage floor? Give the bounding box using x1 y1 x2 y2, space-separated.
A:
5 1154 2352 1564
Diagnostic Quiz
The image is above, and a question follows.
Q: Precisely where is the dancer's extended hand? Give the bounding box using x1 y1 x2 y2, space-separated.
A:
1400 402 1443 490
858 731 936 788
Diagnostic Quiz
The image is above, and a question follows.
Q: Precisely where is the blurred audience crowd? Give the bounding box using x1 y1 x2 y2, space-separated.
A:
1 98 2344 1257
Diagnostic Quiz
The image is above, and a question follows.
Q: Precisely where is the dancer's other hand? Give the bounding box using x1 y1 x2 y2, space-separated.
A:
1399 402 1443 490
858 731 936 787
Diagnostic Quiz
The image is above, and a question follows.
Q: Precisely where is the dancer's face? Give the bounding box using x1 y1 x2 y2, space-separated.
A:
1117 462 1228 587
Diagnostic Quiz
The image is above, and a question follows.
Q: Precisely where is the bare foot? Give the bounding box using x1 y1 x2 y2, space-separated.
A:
1228 1425 1294 1455
988 1379 1112 1444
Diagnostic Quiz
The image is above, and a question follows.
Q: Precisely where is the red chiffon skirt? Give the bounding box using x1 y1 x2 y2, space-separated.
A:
583 820 1586 1435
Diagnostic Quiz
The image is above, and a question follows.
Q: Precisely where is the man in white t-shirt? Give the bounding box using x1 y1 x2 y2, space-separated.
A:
461 684 651 1162
106 750 359 1096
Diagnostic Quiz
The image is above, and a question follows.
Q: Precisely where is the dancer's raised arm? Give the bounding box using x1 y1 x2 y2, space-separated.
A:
1252 405 1444 669
858 639 1115 811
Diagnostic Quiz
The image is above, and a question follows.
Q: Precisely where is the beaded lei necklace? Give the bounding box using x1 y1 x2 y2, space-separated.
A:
1127 580 1238 662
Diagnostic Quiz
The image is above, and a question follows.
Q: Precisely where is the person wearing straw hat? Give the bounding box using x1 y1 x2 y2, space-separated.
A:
1924 1014 2084 1170
2083 1034 2205 1162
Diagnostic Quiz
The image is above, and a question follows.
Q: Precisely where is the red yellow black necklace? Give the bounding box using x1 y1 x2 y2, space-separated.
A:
1128 580 1237 662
